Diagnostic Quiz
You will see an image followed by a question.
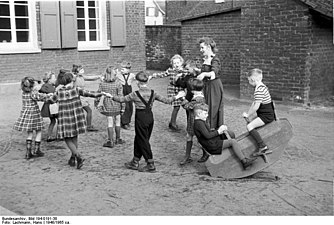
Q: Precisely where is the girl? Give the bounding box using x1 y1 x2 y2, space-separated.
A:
72 64 102 132
152 54 186 131
39 71 58 142
50 71 105 169
95 66 125 148
13 77 53 159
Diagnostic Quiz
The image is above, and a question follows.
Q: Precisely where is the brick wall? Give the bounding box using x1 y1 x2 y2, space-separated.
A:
145 25 181 70
308 11 334 100
240 0 313 102
0 1 146 83
181 9 241 86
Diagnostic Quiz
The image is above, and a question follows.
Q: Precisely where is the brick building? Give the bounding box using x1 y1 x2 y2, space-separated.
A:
0 1 145 83
165 0 334 103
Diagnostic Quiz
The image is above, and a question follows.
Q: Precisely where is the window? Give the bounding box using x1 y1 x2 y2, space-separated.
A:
76 0 108 51
146 7 155 17
0 0 39 54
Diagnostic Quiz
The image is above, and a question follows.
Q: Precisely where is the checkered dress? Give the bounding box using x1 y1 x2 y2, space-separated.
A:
95 80 125 117
183 95 206 136
52 87 102 139
13 91 49 132
155 68 185 106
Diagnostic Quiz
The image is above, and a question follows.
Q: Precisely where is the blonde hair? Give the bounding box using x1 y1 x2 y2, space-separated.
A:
249 68 263 82
42 71 55 83
193 103 209 117
170 54 184 66
104 65 117 82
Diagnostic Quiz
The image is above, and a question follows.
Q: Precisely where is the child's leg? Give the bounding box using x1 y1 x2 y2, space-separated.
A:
65 136 84 169
115 114 125 144
84 106 98 131
246 117 267 151
222 139 256 169
25 131 34 159
169 106 180 129
47 117 56 140
103 116 114 148
34 130 44 157
180 134 193 165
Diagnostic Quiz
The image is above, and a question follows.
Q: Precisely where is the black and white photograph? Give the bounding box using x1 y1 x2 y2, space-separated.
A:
0 0 333 222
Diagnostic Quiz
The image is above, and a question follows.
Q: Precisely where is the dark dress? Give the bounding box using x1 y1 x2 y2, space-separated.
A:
201 55 224 129
39 83 56 118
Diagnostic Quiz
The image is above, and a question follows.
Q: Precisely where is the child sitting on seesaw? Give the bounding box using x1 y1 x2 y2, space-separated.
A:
193 103 256 170
242 68 276 156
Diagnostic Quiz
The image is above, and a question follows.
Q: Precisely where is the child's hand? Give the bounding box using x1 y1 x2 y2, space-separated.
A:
120 109 125 115
55 85 64 92
103 92 112 98
196 73 205 80
175 91 186 99
217 125 227 134
242 112 248 118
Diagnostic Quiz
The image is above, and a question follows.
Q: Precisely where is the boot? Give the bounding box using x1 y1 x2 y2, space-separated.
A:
241 157 257 170
76 154 85 169
115 126 125 144
34 141 44 157
249 129 268 153
198 148 209 163
25 139 34 159
180 141 193 165
124 157 139 170
68 155 76 167
138 161 156 173
103 127 114 148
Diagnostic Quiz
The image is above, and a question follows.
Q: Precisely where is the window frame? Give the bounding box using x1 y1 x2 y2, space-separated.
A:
77 0 109 51
0 0 40 54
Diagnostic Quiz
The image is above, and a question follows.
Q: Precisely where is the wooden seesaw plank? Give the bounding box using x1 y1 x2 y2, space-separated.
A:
205 118 293 179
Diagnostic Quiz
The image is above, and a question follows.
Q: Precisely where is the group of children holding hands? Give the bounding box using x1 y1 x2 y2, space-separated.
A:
13 52 275 173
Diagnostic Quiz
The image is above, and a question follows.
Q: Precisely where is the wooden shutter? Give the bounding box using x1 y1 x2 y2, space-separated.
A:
59 1 78 48
110 1 126 46
40 1 61 49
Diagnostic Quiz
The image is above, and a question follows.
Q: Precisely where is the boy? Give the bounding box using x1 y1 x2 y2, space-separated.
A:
242 68 276 156
116 61 136 130
193 104 256 170
108 71 185 172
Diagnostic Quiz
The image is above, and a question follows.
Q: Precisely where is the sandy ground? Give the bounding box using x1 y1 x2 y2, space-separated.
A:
0 76 333 217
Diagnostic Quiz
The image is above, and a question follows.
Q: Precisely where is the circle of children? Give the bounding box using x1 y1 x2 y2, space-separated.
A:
13 37 275 173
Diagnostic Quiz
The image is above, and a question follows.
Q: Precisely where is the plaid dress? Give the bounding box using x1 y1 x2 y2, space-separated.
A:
183 95 206 136
51 87 102 139
95 80 125 117
13 91 50 132
154 68 185 106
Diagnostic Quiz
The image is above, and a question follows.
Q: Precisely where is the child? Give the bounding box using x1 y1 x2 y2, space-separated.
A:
116 61 136 130
108 71 185 172
193 104 256 170
39 71 58 142
50 71 106 169
96 65 125 148
13 77 53 159
152 54 186 131
242 68 276 156
179 79 206 165
72 64 102 132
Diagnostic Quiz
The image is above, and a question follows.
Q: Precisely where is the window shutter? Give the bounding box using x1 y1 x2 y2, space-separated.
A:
40 1 61 49
59 1 78 48
110 1 126 46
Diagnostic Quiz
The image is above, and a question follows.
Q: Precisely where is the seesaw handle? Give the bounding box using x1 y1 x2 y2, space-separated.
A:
223 130 231 140
243 116 250 124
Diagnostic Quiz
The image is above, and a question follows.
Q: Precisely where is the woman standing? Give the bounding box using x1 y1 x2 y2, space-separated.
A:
196 37 225 162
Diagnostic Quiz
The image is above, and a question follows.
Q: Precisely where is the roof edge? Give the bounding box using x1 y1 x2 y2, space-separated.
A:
177 7 241 22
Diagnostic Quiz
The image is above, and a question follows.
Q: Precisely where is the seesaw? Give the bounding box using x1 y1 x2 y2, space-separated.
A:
204 118 293 179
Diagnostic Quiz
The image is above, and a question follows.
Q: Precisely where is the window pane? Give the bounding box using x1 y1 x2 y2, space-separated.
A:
88 1 95 7
89 31 96 41
15 1 28 4
0 31 11 42
77 8 84 18
0 18 10 29
77 20 85 29
0 3 10 16
88 8 95 18
15 4 28 16
16 31 28 42
89 19 96 29
16 18 29 29
78 31 85 41
76 1 84 6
